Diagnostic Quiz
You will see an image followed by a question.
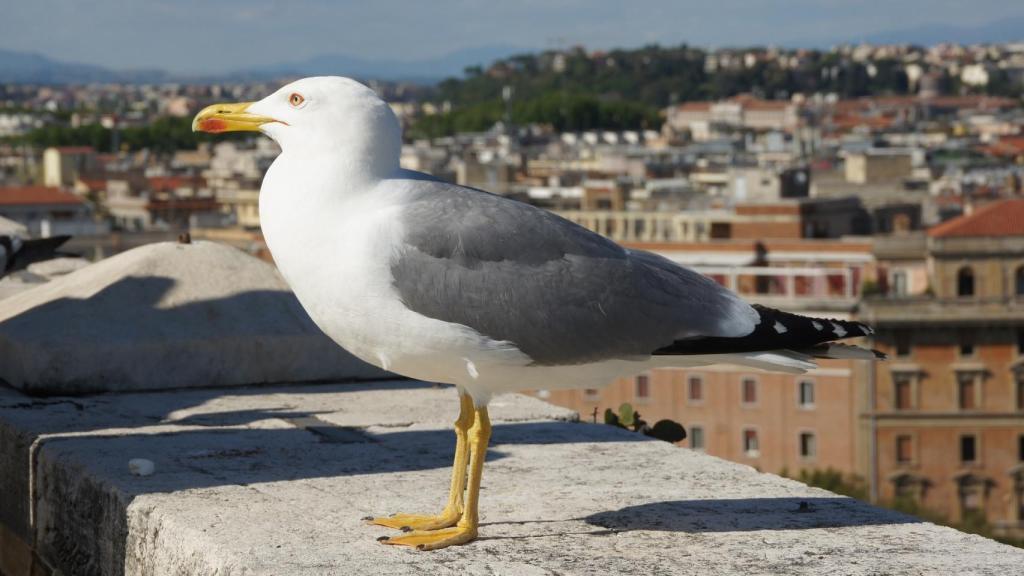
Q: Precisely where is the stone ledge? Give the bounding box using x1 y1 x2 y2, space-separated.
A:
2 380 1022 576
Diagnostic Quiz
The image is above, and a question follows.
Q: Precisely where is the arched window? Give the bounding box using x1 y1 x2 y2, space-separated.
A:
1016 266 1024 297
957 267 975 297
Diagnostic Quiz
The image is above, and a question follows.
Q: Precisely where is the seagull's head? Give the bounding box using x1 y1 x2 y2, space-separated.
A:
193 76 401 176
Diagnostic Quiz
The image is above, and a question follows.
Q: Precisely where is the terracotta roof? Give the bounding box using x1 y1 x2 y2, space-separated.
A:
925 96 1018 110
980 136 1024 158
743 100 791 111
0 186 84 206
147 176 205 191
928 199 1024 238
77 178 108 191
675 102 712 112
146 197 219 211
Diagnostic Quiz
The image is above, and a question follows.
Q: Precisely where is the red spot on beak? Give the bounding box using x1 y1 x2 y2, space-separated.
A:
198 118 227 133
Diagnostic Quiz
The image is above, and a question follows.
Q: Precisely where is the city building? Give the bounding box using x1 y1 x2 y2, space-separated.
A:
858 199 1024 538
42 146 97 189
0 185 108 237
844 149 915 185
665 96 800 140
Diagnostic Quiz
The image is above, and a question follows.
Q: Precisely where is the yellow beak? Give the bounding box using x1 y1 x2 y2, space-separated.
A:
191 102 277 133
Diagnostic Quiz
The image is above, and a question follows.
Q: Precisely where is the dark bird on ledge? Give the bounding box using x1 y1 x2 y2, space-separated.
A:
0 234 73 278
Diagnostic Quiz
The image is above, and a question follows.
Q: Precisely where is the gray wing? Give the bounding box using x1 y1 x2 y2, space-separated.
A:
389 178 758 366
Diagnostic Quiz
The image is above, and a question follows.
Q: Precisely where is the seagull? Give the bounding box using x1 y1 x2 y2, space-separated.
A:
193 77 883 551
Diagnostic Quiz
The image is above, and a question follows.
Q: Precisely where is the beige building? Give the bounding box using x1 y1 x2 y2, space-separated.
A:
664 96 800 140
545 359 858 475
844 149 914 185
42 146 97 189
858 199 1024 538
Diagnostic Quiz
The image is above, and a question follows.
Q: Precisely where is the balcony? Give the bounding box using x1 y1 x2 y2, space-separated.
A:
554 209 797 243
695 265 861 311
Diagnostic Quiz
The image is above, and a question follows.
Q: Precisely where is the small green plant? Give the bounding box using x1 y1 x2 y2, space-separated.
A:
860 280 883 297
604 403 687 443
795 467 869 501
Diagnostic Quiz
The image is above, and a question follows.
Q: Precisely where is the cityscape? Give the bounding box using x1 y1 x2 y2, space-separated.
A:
2 27 1024 572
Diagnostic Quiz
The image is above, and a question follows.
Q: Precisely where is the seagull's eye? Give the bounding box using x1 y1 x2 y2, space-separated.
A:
289 93 305 108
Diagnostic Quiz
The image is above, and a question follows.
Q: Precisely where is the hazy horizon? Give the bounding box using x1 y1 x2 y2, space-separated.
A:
2 1 1024 75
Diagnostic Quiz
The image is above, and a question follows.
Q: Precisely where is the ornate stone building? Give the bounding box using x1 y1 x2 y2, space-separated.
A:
859 199 1024 538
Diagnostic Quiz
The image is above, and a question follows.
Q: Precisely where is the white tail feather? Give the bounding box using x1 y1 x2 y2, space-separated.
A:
808 343 880 360
718 350 817 374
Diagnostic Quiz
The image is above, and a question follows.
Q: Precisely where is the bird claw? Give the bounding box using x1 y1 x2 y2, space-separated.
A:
366 510 461 531
378 526 477 551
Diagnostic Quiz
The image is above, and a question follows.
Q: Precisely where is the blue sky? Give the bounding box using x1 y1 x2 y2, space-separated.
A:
2 0 1023 74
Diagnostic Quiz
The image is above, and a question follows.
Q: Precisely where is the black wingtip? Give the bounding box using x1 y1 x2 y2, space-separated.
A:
655 305 882 357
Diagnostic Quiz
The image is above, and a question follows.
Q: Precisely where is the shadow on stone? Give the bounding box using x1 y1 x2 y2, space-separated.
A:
584 497 921 532
0 242 390 395
36 421 633 499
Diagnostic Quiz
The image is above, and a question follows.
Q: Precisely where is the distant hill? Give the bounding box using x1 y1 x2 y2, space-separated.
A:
0 45 523 85
0 48 167 84
857 16 1024 46
233 45 525 83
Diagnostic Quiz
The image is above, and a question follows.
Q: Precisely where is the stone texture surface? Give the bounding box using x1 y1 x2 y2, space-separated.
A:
1 380 1022 576
0 258 90 301
0 241 388 394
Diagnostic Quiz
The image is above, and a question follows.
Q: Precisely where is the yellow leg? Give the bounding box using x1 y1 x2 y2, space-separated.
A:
366 393 473 531
381 404 491 550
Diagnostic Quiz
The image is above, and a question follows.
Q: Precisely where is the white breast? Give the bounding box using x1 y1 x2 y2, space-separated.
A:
258 158 530 390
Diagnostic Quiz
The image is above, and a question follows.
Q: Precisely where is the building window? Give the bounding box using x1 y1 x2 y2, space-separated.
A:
893 474 921 501
957 373 979 410
690 426 705 450
635 375 650 400
583 388 600 401
741 377 758 405
959 336 975 357
798 380 815 408
799 432 816 459
1016 266 1024 297
743 428 760 457
1019 435 1024 462
961 490 982 512
895 331 912 357
1017 329 1024 355
960 435 978 465
687 375 704 403
957 266 974 297
896 435 914 464
958 475 986 514
894 374 914 410
892 270 908 296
